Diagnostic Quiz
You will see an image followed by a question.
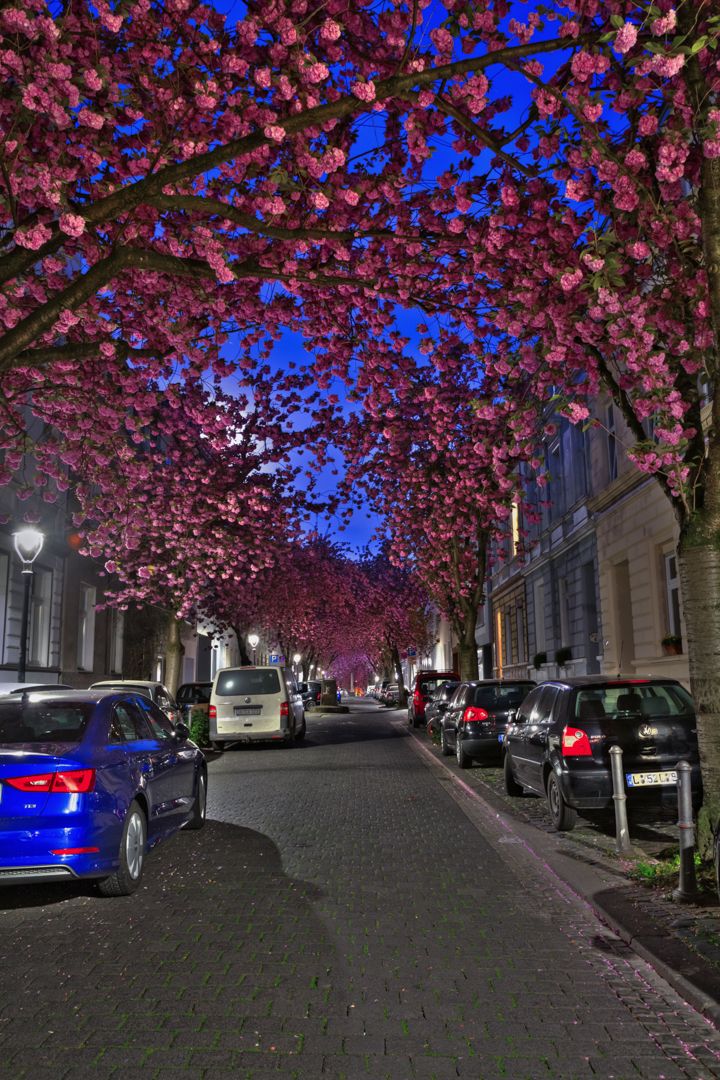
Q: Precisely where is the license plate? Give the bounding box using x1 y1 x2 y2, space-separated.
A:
498 734 504 742
235 707 261 716
626 770 677 787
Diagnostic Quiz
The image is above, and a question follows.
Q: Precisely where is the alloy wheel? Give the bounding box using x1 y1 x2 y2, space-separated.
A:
125 812 144 880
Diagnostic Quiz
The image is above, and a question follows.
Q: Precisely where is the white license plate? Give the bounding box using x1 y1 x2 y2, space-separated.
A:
498 733 504 742
626 770 677 787
235 707 261 716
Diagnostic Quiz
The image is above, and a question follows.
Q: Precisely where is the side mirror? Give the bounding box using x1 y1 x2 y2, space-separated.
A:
438 702 448 713
174 721 191 740
507 708 518 724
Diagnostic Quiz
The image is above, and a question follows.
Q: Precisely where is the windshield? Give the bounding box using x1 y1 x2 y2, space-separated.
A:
574 683 694 721
215 669 280 696
471 683 536 708
0 700 96 744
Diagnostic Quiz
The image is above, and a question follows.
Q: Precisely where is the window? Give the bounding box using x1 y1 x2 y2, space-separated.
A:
0 701 96 744
470 683 535 709
504 610 513 665
109 608 124 673
607 405 617 482
113 701 151 741
516 606 526 664
534 580 546 653
535 686 559 722
558 576 570 647
517 687 543 723
145 706 174 741
574 682 693 720
215 668 280 696
77 584 96 671
665 552 682 638
29 568 52 667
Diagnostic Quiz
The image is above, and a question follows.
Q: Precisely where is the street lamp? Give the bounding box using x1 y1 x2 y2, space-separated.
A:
14 528 44 683
293 652 301 678
248 633 259 666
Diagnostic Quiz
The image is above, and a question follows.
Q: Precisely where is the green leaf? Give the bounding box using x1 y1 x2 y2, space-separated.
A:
691 35 708 52
610 13 625 27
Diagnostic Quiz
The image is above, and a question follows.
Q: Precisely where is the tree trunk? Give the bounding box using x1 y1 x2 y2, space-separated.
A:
165 614 184 697
390 643 408 707
232 626 251 666
458 637 478 681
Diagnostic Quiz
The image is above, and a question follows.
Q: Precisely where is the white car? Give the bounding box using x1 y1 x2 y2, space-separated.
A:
90 680 182 725
209 666 305 751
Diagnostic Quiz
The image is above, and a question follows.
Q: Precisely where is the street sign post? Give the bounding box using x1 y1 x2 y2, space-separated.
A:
270 653 278 663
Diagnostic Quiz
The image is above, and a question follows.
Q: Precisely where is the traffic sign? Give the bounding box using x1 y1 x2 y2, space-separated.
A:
278 655 286 664
270 653 278 663
407 647 417 657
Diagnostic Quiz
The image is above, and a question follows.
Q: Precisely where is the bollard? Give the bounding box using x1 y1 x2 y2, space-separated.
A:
673 760 700 903
609 745 635 855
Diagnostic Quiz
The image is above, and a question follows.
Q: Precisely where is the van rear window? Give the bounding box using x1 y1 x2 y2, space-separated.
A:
215 670 280 696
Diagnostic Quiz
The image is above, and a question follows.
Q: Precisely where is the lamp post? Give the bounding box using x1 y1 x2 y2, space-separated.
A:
248 633 259 666
14 529 44 683
293 653 301 678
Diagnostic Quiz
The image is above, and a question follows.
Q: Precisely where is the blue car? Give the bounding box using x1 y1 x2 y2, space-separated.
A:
0 689 207 896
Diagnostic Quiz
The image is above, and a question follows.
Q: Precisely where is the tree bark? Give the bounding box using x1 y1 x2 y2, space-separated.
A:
165 614 184 698
231 626 251 667
390 642 408 708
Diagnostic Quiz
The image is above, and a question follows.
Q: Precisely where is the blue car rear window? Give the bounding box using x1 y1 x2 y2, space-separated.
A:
0 701 96 744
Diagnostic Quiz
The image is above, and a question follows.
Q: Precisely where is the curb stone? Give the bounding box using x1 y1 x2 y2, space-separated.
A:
400 718 720 1031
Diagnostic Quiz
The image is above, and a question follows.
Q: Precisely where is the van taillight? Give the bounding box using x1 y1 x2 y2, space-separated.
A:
464 707 488 722
280 703 289 717
561 727 592 756
209 705 216 720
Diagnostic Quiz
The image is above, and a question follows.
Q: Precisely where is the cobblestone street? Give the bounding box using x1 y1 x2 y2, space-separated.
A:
2 701 720 1079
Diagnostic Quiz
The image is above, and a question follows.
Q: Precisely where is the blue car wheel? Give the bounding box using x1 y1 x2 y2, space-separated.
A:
98 800 147 896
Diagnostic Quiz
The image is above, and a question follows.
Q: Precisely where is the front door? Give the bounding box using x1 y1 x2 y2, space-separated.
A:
444 686 467 748
112 699 162 831
507 687 543 784
524 686 559 792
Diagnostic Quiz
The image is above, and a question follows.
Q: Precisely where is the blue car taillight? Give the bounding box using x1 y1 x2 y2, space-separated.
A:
4 769 96 793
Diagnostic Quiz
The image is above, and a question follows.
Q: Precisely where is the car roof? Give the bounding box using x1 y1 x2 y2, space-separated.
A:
540 676 682 689
0 682 73 694
465 679 536 686
91 679 160 687
0 689 115 704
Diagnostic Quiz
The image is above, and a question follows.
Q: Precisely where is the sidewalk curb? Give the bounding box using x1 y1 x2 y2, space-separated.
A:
401 721 720 1030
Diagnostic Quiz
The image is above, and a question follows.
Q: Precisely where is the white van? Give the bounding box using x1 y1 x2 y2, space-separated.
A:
209 666 306 751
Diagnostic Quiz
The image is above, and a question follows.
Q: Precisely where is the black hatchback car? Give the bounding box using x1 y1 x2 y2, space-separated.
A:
503 677 700 831
440 679 537 768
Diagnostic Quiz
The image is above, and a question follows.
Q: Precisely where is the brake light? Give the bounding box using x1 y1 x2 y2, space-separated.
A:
561 727 593 756
464 707 488 722
209 705 216 719
4 769 96 793
280 702 289 717
4 772 52 791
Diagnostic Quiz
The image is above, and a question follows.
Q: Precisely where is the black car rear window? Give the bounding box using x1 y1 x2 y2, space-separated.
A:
177 684 211 703
418 676 457 695
471 683 536 708
307 682 322 692
215 669 280 696
0 701 96 744
574 683 694 720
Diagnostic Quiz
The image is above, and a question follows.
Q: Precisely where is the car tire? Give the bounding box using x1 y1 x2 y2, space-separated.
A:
185 769 207 831
547 771 577 832
211 740 224 752
456 735 472 769
411 714 420 729
295 714 306 742
504 753 524 797
97 800 147 897
440 728 452 756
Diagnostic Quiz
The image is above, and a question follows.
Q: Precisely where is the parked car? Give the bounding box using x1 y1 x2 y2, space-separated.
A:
408 670 458 727
90 680 183 726
209 666 305 751
0 683 72 694
176 681 212 721
366 685 374 696
440 680 537 766
424 682 461 737
382 684 399 706
0 689 206 894
503 677 700 831
300 680 322 707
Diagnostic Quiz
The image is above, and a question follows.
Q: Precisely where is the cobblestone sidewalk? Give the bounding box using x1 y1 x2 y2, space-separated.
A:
1 705 719 1079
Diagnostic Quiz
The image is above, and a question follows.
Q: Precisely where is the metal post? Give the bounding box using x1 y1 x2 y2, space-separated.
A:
609 745 635 855
17 570 32 683
673 760 700 903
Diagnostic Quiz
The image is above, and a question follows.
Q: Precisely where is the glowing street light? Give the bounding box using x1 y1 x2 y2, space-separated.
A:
248 633 259 666
14 528 44 683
